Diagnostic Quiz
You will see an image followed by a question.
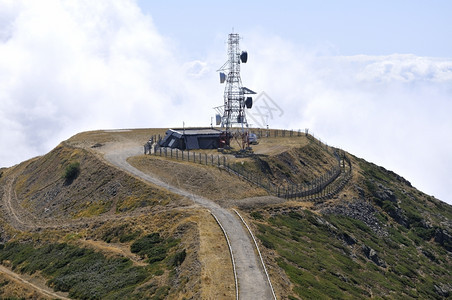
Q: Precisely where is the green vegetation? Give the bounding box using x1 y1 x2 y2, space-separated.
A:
0 231 187 299
0 242 147 299
131 233 182 265
250 211 264 220
63 161 80 182
253 208 451 299
101 224 142 243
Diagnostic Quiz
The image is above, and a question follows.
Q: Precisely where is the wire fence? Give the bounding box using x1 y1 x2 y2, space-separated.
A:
143 129 352 201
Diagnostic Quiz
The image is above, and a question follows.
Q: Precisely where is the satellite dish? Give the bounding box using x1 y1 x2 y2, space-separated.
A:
220 72 226 83
215 114 221 125
245 97 253 109
240 51 248 63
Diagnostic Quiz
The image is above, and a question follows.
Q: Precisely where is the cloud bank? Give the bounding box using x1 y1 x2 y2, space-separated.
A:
1 0 451 204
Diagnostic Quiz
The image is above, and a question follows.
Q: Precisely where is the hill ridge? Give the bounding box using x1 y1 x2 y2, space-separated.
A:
0 128 450 299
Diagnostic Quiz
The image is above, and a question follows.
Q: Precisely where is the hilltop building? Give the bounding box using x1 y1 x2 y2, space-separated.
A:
159 128 222 150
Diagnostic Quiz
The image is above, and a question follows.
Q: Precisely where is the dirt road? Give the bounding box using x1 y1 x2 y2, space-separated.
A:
104 144 275 300
0 265 70 300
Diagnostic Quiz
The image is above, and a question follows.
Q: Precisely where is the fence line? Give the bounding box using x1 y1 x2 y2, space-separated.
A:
143 129 352 201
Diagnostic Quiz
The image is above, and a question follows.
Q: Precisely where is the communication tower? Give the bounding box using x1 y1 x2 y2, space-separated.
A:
216 32 255 149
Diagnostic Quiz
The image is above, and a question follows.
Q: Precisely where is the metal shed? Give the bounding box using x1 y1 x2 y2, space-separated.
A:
159 128 222 150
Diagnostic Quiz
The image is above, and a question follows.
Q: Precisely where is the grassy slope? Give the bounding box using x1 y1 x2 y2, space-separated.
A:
244 155 452 299
12 142 185 219
1 128 451 299
0 129 234 299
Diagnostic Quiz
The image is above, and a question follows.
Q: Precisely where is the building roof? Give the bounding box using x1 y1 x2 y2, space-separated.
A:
169 128 222 136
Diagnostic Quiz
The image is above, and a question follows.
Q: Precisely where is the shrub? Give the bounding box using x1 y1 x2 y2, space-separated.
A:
172 249 186 267
0 242 149 299
63 161 80 182
250 211 264 220
131 233 163 255
130 233 182 264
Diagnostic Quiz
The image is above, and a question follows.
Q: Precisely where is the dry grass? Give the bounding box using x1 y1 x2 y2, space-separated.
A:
197 210 235 299
66 128 168 149
128 155 268 201
252 135 310 155
77 239 147 267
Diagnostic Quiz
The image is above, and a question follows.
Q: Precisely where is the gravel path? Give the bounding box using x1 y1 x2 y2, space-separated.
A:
104 145 274 300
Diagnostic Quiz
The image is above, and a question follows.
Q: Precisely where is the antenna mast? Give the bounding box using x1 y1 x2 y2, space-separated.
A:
217 32 255 149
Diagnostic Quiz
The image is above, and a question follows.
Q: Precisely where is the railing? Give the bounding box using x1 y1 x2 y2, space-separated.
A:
144 129 352 201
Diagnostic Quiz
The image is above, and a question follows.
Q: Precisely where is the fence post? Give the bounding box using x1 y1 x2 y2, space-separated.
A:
170 148 173 158
199 153 202 164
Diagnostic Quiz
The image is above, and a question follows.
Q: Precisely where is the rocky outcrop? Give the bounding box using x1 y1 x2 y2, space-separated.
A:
374 183 397 203
320 199 388 236
434 283 451 298
434 228 452 252
369 181 410 228
362 244 387 268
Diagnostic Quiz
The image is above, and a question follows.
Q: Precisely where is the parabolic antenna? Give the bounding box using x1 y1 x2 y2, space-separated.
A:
245 97 253 109
220 72 226 83
240 51 248 63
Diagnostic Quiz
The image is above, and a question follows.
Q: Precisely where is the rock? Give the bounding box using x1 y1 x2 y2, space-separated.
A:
339 232 356 246
421 249 438 263
321 199 388 237
355 185 365 198
362 244 387 268
387 207 409 229
434 283 451 298
375 183 397 203
434 228 452 252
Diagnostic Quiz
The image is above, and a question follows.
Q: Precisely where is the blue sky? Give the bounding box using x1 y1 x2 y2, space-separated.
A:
0 0 451 204
138 0 452 58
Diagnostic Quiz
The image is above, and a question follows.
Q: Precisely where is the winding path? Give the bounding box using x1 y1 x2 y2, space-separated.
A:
104 144 275 300
0 265 70 300
0 141 275 299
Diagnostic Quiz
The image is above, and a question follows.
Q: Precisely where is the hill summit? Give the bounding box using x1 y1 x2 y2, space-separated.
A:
0 128 450 299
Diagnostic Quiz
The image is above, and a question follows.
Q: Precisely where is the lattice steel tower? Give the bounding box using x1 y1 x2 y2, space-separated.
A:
217 32 255 148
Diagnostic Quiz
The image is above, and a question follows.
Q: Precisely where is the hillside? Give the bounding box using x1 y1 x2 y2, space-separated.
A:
0 128 451 299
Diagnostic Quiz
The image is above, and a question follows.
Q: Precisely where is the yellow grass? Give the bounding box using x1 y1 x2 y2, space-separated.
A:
198 210 235 299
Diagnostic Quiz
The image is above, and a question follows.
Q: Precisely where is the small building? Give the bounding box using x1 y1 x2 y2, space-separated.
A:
159 128 222 150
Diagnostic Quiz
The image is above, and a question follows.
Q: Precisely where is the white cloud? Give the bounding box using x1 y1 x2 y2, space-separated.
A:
240 34 452 203
0 1 451 204
0 0 213 167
